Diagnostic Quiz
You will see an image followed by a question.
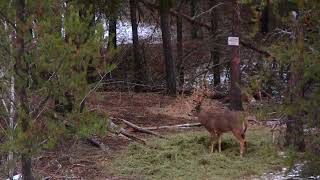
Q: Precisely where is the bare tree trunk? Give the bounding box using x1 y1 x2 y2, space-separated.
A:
285 4 305 151
16 0 34 179
130 0 146 91
2 20 16 179
106 13 117 80
160 0 177 96
190 0 198 39
210 0 221 86
230 0 243 111
21 154 33 180
8 75 15 178
260 0 270 34
176 0 184 88
108 15 117 50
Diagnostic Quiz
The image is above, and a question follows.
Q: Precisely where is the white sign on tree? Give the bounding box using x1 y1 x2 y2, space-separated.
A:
228 37 239 46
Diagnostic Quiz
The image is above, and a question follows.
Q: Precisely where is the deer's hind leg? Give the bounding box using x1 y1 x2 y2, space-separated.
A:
232 130 246 158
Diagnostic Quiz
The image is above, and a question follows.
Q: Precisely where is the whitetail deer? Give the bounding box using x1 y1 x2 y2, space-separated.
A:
189 91 249 158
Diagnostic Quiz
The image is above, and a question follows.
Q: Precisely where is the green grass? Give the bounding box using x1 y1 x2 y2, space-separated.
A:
108 127 284 180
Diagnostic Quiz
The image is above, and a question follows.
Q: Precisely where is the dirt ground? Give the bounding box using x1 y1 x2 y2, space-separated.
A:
31 91 218 179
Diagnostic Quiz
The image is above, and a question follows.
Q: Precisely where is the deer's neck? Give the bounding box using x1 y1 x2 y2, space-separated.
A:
194 101 203 113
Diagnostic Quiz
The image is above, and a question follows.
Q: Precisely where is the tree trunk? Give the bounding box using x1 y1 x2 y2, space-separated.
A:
260 0 270 34
190 0 198 39
107 14 117 80
278 0 289 17
210 0 220 86
16 0 34 179
21 154 33 180
108 15 117 50
176 1 184 88
285 4 305 151
130 0 146 91
230 0 243 111
3 20 16 179
8 75 15 178
160 0 177 96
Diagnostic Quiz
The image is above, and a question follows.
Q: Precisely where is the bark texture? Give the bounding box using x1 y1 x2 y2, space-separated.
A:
176 0 184 88
130 0 146 91
230 1 243 111
15 0 34 179
160 0 177 96
285 7 305 151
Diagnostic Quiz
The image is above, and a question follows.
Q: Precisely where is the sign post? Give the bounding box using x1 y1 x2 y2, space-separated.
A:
229 1 243 111
228 37 239 46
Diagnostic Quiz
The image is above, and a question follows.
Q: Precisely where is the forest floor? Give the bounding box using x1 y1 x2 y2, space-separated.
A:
27 92 288 179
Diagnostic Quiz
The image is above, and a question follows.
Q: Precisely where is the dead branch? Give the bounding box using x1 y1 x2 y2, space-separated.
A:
192 3 224 20
111 117 166 139
109 120 146 144
247 118 261 125
142 123 202 130
261 118 282 122
118 130 147 144
79 65 116 112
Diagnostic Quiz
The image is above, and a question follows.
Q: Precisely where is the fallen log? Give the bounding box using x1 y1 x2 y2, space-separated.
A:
109 120 147 144
142 123 202 130
118 129 147 144
112 117 166 139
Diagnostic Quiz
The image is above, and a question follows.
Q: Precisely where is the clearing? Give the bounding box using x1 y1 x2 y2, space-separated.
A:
29 92 285 179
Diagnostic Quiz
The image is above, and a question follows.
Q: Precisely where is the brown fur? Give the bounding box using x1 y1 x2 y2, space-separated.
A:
190 92 249 158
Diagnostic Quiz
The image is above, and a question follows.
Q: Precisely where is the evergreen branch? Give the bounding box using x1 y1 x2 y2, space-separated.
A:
0 43 16 60
0 9 17 31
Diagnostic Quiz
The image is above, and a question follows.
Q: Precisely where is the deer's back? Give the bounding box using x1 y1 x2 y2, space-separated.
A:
198 109 244 133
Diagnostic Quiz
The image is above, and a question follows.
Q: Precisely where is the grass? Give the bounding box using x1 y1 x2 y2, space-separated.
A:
108 127 284 180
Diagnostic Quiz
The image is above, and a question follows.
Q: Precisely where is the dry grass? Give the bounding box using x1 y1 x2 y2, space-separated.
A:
109 127 284 180
146 95 228 120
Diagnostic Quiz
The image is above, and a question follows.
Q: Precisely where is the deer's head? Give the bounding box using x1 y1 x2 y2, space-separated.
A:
188 89 208 116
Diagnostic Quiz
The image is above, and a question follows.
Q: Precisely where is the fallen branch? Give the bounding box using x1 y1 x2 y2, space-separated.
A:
109 120 146 144
100 80 166 92
247 118 261 125
261 118 282 122
142 123 202 130
118 129 147 144
239 41 274 59
112 117 166 139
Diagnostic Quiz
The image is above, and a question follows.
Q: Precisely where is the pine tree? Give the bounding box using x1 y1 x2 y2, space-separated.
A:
0 0 115 178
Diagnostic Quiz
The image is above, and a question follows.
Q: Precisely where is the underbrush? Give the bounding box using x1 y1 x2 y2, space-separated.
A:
284 134 320 178
108 127 284 180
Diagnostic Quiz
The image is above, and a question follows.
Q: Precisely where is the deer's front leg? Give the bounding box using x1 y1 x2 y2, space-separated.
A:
217 135 222 153
210 134 215 153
